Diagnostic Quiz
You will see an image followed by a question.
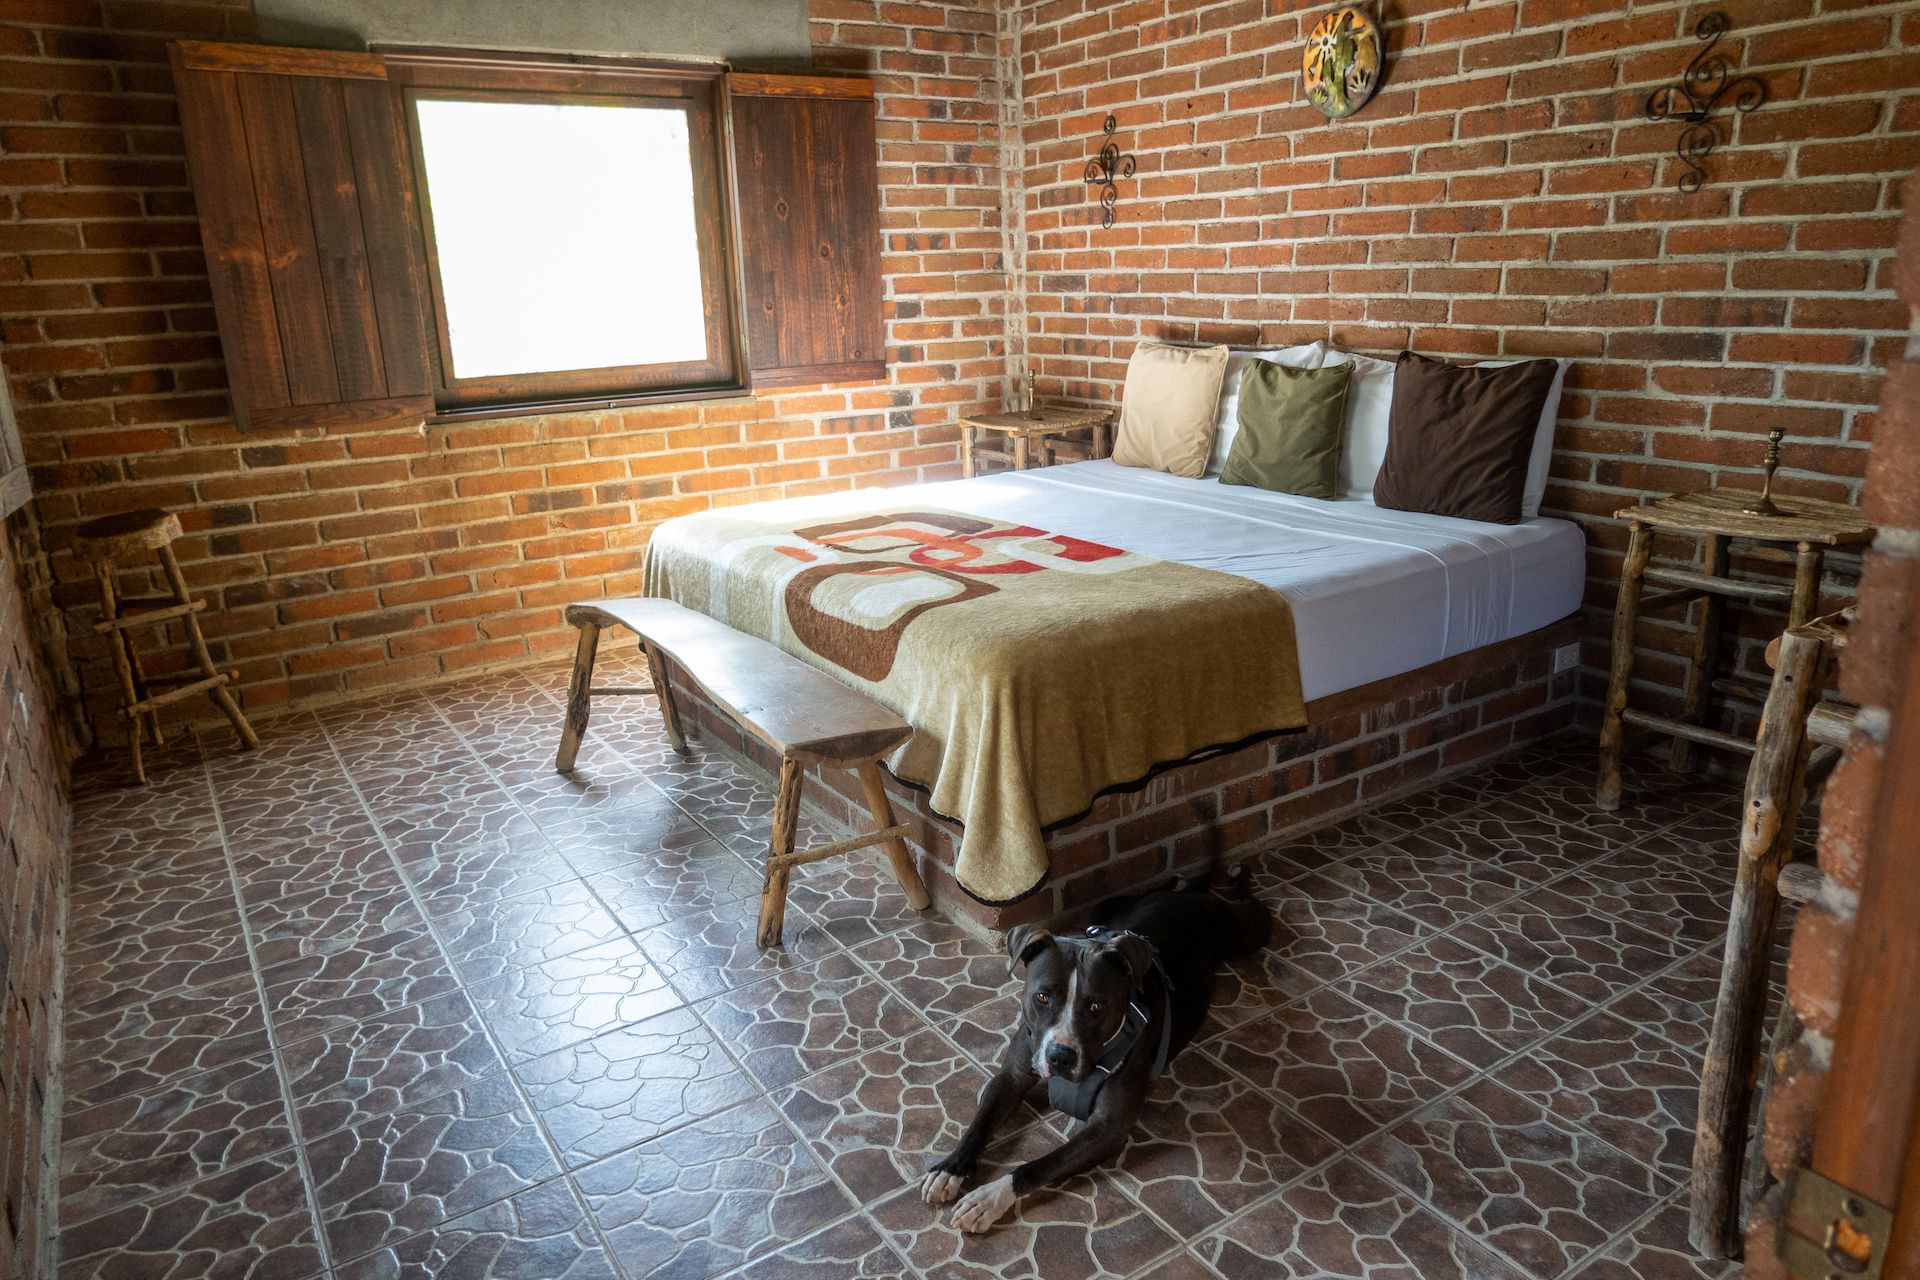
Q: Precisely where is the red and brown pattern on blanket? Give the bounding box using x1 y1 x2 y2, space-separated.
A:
644 503 1305 903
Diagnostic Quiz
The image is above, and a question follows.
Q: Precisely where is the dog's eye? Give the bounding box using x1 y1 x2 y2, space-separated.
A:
1086 999 1103 1015
1033 991 1052 1007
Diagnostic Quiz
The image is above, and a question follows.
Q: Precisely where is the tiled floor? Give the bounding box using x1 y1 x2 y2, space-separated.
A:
57 654 1770 1280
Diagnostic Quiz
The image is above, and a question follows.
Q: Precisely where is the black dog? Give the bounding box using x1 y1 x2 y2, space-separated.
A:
920 864 1271 1232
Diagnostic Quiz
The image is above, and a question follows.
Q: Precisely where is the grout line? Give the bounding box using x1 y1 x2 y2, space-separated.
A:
194 727 338 1279
312 703 637 1277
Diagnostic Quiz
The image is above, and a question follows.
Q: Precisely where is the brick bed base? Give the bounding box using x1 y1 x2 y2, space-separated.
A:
670 618 1582 935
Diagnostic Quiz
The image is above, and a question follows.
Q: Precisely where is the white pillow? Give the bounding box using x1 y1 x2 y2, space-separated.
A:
1330 349 1397 498
1205 341 1326 476
1476 357 1569 519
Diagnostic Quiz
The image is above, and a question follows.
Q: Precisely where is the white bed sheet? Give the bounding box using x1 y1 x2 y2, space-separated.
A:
663 459 1587 703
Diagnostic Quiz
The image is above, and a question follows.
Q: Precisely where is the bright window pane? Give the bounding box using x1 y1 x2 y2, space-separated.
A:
414 98 710 380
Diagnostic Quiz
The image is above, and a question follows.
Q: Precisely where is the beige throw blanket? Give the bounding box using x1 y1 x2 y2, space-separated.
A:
644 502 1306 903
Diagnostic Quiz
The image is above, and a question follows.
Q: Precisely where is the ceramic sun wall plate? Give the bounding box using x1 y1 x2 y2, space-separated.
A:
1303 5 1383 120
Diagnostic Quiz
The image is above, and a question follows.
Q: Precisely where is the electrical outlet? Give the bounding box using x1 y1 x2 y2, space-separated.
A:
1553 643 1581 674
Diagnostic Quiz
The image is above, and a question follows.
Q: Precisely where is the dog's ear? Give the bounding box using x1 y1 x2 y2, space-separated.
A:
1096 932 1158 986
1005 925 1054 973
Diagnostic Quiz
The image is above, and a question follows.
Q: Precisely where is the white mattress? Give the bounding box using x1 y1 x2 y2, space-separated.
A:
760 459 1587 703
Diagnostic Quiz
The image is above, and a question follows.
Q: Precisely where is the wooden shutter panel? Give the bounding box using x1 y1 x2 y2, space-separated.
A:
170 41 434 430
727 74 885 389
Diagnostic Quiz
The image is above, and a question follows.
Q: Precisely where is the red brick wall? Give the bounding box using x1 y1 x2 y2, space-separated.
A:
0 0 1003 732
0 509 71 1280
1006 0 1917 707
1745 168 1920 1275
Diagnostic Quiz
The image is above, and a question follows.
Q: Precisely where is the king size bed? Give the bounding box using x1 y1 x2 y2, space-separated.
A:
642 455 1586 909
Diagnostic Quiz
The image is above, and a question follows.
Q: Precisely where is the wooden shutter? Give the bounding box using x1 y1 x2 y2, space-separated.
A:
727 74 885 389
170 41 434 430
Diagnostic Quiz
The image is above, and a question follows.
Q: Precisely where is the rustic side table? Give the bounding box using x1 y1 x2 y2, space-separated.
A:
1596 487 1874 809
959 405 1114 477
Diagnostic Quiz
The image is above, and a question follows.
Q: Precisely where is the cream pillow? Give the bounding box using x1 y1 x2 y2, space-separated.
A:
1329 349 1397 498
1206 341 1327 476
1111 341 1230 478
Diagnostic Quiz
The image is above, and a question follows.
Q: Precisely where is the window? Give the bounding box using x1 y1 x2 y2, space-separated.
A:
391 51 742 416
171 42 884 431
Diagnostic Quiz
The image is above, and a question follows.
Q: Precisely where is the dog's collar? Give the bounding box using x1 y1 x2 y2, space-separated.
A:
1045 927 1173 1123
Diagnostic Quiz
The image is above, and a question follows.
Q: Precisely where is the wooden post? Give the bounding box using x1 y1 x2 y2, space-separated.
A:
555 619 600 772
756 758 805 948
644 642 688 755
94 559 146 785
1674 533 1730 773
960 422 976 478
1789 542 1824 627
1012 434 1031 471
1094 416 1112 459
859 761 931 910
1597 522 1653 809
157 542 256 750
1691 623 1828 1257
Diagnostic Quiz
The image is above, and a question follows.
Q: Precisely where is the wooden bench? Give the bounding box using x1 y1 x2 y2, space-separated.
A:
555 597 931 948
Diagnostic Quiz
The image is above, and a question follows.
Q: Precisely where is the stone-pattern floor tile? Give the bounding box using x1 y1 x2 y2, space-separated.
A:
306 1073 560 1262
773 1026 996 1206
696 952 929 1091
431 878 629 984
854 920 1018 1019
1451 886 1692 1004
259 927 463 1044
571 1098 853 1280
468 938 681 1062
1567 1197 1738 1280
331 1178 619 1280
62 977 272 1112
60 694 1737 1280
57 1150 326 1280
515 1008 758 1168
731 1214 915 1280
59 1055 293 1224
638 896 845 1002
582 839 765 932
279 991 508 1141
1212 873 1428 1025
1103 1049 1338 1239
1211 986 1479 1147
868 1128 1181 1280
1357 1078 1674 1280
1491 1010 1703 1179
1197 1156 1531 1280
1345 936 1593 1069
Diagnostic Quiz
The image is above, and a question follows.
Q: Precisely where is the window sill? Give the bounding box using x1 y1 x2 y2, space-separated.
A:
428 382 754 426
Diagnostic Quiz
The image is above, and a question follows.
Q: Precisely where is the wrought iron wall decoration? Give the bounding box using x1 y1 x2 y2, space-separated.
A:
1303 5 1383 120
1083 114 1134 229
1644 10 1769 194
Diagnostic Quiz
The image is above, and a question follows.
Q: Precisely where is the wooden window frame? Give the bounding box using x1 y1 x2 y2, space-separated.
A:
382 48 747 420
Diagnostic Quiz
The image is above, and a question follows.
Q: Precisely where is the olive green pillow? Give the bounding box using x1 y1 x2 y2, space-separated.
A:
1219 359 1353 499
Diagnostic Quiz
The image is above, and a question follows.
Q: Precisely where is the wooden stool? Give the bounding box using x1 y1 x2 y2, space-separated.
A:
1596 487 1873 810
959 405 1114 476
555 598 932 948
74 508 257 783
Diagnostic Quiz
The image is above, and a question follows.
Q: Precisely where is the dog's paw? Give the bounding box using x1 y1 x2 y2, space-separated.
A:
950 1175 1016 1233
920 1168 966 1205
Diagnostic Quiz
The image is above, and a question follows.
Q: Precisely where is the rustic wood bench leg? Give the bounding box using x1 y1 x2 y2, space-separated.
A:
1690 624 1825 1259
859 762 930 910
643 642 689 756
160 542 256 751
757 759 804 949
94 560 147 785
556 619 601 773
1597 522 1652 810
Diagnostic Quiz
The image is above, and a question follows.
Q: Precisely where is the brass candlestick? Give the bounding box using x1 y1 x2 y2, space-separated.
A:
1025 369 1040 419
1744 426 1787 517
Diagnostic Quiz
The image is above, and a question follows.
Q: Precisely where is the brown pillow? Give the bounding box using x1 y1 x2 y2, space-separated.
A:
1111 341 1230 478
1372 352 1560 525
